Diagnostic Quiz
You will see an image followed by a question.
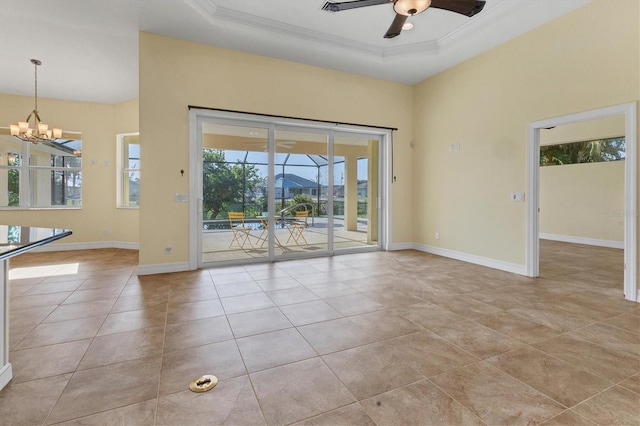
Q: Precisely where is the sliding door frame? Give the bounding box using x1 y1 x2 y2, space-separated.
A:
188 108 393 269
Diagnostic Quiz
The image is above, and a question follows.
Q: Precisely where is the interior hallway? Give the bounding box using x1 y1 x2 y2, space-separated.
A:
1 241 638 425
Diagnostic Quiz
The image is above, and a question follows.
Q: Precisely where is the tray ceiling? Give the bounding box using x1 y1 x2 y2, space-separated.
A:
0 0 590 103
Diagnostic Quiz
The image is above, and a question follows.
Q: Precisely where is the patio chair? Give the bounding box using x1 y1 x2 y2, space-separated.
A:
228 212 252 249
286 210 309 245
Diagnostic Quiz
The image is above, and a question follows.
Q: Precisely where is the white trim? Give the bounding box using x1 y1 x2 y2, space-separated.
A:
184 1 587 61
414 243 528 275
540 234 624 249
527 120 540 278
137 262 191 276
382 131 393 251
528 102 637 303
389 242 414 251
0 363 12 391
0 260 8 391
188 109 200 271
115 132 140 208
30 241 139 252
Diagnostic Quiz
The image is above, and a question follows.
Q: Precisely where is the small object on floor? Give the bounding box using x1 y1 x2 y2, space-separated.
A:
189 375 219 393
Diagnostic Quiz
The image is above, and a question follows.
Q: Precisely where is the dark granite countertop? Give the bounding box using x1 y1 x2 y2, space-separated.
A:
0 226 72 260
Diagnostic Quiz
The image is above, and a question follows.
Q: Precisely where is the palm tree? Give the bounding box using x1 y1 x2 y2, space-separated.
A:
540 137 625 166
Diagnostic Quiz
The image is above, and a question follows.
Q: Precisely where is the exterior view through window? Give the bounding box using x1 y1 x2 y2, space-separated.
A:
540 137 625 166
0 133 82 208
200 122 379 264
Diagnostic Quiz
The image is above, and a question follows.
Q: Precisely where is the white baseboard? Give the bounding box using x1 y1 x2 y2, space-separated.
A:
539 233 624 249
388 242 414 251
32 241 140 252
413 243 528 276
25 241 190 276
137 262 192 276
0 363 12 391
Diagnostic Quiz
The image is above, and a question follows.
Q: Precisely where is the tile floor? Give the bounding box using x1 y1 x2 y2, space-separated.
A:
1 241 638 425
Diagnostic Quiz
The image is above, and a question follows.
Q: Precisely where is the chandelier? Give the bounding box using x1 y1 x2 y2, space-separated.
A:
10 59 62 144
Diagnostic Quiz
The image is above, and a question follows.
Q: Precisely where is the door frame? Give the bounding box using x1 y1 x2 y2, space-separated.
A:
188 108 393 269
526 102 637 302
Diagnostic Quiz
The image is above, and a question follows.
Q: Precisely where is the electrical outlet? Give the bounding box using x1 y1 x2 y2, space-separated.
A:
165 246 172 255
435 232 440 240
103 228 109 236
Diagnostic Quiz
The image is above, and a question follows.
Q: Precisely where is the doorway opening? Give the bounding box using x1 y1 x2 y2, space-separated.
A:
527 102 638 302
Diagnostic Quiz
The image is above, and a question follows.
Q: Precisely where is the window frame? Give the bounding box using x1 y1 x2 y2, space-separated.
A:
116 132 140 208
0 133 83 210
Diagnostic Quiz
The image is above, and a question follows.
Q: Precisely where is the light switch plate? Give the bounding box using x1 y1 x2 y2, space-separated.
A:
510 192 525 202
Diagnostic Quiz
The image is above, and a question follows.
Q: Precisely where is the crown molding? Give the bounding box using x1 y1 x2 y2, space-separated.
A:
438 0 512 47
185 0 524 60
186 0 385 56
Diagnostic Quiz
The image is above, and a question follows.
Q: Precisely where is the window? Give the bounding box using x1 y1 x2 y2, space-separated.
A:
117 133 140 207
540 137 625 166
0 134 82 208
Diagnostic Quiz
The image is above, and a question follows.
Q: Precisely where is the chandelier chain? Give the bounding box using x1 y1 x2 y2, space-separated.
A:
34 60 38 112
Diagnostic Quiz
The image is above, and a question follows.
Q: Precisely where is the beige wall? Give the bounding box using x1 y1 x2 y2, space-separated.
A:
413 0 639 269
138 33 414 266
540 161 624 242
540 115 625 146
0 94 139 245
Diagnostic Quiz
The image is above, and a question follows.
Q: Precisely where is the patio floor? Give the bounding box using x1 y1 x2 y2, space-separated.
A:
202 218 375 263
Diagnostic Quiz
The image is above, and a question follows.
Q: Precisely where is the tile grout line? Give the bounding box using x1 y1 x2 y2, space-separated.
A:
39 253 137 425
152 271 185 426
219 267 269 425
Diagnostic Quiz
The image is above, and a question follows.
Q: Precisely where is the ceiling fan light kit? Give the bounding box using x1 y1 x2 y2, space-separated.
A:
322 0 486 39
394 0 432 16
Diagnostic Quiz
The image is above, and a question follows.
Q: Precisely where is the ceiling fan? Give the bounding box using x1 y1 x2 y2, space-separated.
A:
322 0 486 39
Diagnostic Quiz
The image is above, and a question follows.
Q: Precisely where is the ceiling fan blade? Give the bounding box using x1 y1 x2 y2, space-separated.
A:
322 0 390 12
430 0 486 17
383 13 407 39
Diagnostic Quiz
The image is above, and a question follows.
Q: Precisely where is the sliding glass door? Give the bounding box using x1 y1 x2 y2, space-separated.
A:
200 122 269 264
196 114 384 267
334 134 379 251
271 128 329 258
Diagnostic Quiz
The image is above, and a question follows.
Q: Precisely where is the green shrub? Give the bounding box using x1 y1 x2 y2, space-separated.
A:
289 194 315 213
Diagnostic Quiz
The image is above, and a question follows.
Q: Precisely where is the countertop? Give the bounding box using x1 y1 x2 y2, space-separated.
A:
0 226 72 260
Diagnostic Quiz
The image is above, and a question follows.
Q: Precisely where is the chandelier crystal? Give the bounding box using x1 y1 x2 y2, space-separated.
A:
10 59 62 144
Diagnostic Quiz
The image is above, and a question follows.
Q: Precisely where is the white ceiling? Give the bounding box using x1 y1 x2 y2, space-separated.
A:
0 0 590 104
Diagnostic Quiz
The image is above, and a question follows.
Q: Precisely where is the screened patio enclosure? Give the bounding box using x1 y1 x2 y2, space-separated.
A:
198 120 381 265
